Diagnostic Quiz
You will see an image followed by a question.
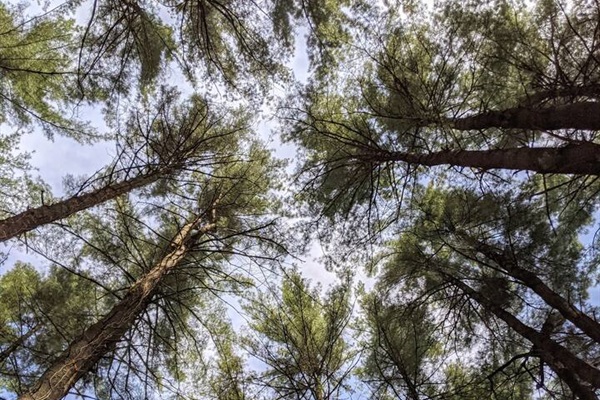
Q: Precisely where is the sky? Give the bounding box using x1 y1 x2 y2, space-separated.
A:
3 2 599 399
0 0 341 333
0 5 348 398
2 0 338 280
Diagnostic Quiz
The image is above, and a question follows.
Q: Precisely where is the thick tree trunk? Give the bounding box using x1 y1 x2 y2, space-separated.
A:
470 239 600 345
450 102 600 131
448 276 600 391
18 215 215 400
373 141 600 175
531 314 597 399
0 170 168 243
537 350 598 400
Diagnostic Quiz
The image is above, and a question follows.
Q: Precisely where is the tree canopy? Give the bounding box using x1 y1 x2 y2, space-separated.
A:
2 0 600 399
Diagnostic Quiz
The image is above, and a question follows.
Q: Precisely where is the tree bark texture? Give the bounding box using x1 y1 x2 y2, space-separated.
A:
448 276 600 391
374 141 600 175
0 170 167 243
19 216 215 400
451 102 600 131
536 350 598 400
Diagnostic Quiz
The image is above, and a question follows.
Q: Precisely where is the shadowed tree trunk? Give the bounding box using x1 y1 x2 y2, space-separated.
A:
464 237 600 345
18 211 216 400
530 314 596 400
448 276 600 398
0 169 170 243
450 102 600 131
367 141 600 175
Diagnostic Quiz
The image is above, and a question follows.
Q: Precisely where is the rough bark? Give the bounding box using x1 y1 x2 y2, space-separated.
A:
531 314 597 400
18 215 216 400
450 102 600 131
371 141 600 175
448 276 600 391
0 170 169 243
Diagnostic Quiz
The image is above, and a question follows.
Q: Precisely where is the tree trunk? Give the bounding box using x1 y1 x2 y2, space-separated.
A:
371 141 600 175
450 102 600 131
18 215 216 400
530 314 598 399
447 276 600 390
313 378 324 400
0 170 168 243
469 239 600 345
536 349 598 400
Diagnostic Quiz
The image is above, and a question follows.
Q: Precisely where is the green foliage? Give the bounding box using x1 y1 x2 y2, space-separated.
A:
271 0 360 78
0 3 97 140
0 263 99 393
77 0 363 98
208 315 248 400
243 271 355 399
3 1 600 399
76 0 174 97
284 0 600 226
356 181 599 398
358 293 439 399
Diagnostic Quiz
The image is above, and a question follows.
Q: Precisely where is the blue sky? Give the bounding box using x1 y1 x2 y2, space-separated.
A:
3 2 599 399
0 9 343 391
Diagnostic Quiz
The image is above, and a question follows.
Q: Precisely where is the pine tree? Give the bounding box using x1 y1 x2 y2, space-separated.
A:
19 209 218 400
243 271 356 400
15 131 283 399
285 0 600 189
0 89 244 242
6 0 600 398
0 263 99 394
357 183 600 399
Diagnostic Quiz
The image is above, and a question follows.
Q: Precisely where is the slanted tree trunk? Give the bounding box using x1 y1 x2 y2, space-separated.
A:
450 102 600 131
536 346 597 400
467 238 600 345
448 276 600 396
18 213 216 400
368 141 600 175
531 314 597 399
0 169 170 243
